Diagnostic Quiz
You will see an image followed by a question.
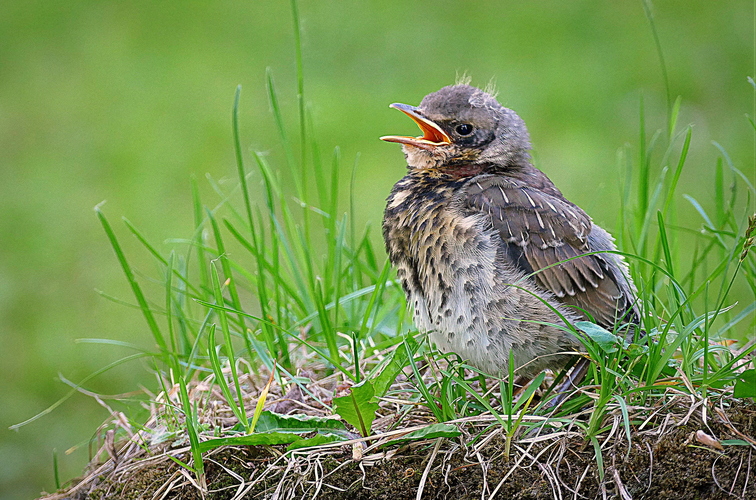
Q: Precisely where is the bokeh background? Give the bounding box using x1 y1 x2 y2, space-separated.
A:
1 1 753 498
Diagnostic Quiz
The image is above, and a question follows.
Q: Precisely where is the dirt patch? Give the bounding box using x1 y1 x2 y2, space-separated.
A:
43 401 756 500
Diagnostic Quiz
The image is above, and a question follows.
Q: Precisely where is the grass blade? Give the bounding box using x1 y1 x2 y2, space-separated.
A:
95 203 168 363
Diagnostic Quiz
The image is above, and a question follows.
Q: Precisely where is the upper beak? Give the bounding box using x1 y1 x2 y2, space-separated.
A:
380 103 451 150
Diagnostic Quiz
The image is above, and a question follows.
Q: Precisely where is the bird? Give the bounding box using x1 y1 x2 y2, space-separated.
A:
381 84 638 390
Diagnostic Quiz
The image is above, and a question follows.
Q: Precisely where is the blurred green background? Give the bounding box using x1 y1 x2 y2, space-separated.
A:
1 1 752 498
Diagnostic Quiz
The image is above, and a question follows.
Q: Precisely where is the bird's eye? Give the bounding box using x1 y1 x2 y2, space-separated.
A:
455 123 474 136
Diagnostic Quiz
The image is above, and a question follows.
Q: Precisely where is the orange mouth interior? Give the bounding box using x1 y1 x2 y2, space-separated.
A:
380 104 451 149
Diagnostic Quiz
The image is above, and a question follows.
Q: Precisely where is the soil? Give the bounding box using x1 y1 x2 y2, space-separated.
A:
44 401 756 500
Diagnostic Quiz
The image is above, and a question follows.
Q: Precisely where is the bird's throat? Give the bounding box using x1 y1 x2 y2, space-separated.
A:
440 163 485 179
410 162 485 180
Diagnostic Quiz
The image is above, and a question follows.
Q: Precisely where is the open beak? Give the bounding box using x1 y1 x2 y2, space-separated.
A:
380 103 451 150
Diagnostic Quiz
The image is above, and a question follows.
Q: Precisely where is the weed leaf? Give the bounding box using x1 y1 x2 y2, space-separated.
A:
333 380 379 436
576 321 624 353
733 369 756 398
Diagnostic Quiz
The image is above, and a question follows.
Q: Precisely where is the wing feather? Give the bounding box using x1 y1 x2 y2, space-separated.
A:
464 174 637 328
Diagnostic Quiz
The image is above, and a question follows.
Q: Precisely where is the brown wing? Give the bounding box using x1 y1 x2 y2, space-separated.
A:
464 174 636 328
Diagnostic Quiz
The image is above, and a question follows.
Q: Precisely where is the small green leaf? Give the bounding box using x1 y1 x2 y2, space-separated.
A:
286 434 343 451
254 411 347 432
721 439 752 447
197 411 351 453
733 369 756 398
383 423 461 448
199 432 300 453
333 381 379 436
576 321 622 353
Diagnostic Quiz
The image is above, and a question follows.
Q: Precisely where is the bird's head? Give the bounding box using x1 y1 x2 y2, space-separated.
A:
381 84 532 174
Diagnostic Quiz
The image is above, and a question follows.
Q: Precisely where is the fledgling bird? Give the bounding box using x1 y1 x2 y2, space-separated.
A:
381 84 638 383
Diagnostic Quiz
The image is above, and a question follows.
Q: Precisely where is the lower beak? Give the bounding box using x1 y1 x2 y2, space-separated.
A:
380 103 451 150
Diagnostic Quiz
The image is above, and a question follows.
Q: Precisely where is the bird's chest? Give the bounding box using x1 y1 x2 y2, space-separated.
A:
383 178 502 353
